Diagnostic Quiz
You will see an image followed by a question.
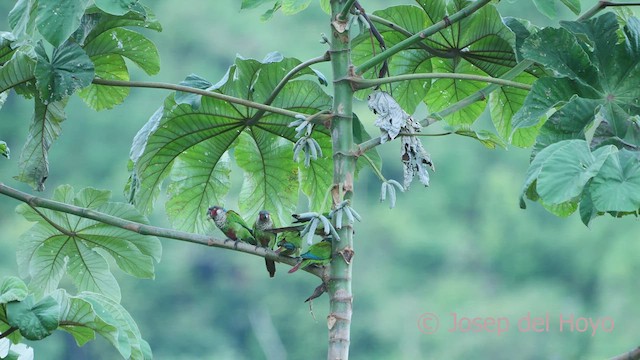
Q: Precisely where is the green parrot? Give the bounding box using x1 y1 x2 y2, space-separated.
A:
253 210 277 278
274 231 303 257
207 206 257 245
288 238 332 273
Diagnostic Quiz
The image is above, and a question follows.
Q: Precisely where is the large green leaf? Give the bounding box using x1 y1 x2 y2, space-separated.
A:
351 5 434 112
490 72 538 147
282 0 312 15
516 14 640 221
133 54 331 229
16 185 161 302
34 41 94 103
590 149 640 212
165 150 232 234
299 134 332 213
94 0 139 15
0 51 36 94
36 0 89 47
55 290 151 359
536 140 616 204
236 130 299 224
6 295 59 341
0 277 28 304
352 1 517 131
14 99 66 191
78 54 129 110
426 59 487 126
84 291 149 359
0 51 36 93
77 9 160 110
9 0 37 40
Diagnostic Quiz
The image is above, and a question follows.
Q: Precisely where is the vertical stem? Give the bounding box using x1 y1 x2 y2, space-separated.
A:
328 1 355 359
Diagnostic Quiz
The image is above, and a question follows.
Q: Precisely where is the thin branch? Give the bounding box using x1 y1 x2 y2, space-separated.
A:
608 346 640 360
247 52 331 125
350 73 532 91
91 78 306 121
0 327 17 340
354 2 389 78
337 0 358 21
361 153 385 181
0 183 323 279
354 0 493 75
29 205 75 237
397 131 453 137
579 1 640 20
355 59 534 156
367 14 449 58
265 53 330 106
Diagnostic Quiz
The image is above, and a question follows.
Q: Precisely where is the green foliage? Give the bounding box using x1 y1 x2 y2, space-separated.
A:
516 13 640 223
6 295 59 340
131 53 333 228
16 185 161 301
2 0 640 358
351 1 536 148
3 2 161 190
0 140 9 159
241 0 328 19
14 99 66 190
34 0 89 47
78 8 161 110
0 276 150 359
55 290 152 359
533 0 581 19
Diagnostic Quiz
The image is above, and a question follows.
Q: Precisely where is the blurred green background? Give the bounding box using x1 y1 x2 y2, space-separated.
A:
1 1 639 359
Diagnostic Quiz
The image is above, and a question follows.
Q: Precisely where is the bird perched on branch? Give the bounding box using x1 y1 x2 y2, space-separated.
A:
207 206 256 245
288 238 332 273
253 210 277 278
275 231 303 257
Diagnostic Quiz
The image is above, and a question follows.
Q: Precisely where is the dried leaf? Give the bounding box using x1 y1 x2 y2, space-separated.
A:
400 114 435 190
367 91 407 143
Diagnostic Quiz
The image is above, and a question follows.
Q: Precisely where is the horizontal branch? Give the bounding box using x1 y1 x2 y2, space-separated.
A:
350 73 532 91
579 1 640 20
608 346 640 360
354 0 492 75
0 183 323 279
367 14 449 58
355 59 535 156
249 52 331 125
91 78 314 121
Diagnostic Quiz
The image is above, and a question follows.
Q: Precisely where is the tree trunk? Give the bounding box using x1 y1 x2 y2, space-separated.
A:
327 1 355 359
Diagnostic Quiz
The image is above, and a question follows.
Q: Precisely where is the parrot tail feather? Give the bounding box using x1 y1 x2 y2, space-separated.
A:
288 260 303 273
265 259 276 278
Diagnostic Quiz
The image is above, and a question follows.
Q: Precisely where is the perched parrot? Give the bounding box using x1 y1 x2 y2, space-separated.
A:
253 210 277 278
207 206 257 245
288 238 332 273
275 231 303 257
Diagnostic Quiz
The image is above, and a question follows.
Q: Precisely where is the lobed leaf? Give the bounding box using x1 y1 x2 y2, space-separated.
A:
0 50 36 95
236 130 299 226
15 185 161 302
0 277 28 304
14 99 67 191
133 54 331 229
36 0 89 47
6 295 59 341
34 41 94 103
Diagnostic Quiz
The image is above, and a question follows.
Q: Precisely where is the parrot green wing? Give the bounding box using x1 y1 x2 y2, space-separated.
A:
275 231 303 257
288 239 332 273
227 210 256 245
